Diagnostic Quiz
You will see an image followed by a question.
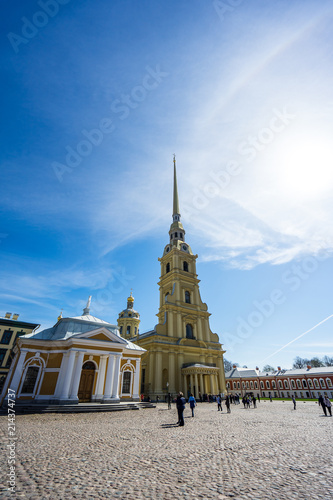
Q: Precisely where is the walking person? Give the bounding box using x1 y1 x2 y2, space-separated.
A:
217 394 222 411
176 392 186 426
292 394 296 410
324 396 332 416
318 394 327 416
252 395 257 408
167 392 171 410
188 393 196 417
257 394 260 403
225 395 231 413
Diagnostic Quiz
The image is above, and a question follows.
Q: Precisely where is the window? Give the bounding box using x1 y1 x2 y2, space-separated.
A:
260 381 264 389
237 382 240 389
166 263 170 273
186 324 194 339
250 381 254 389
185 291 191 304
266 381 270 389
246 381 249 389
284 380 289 389
242 382 245 389
291 380 296 389
175 232 178 238
319 379 326 388
313 379 319 388
278 381 283 389
326 378 332 388
308 379 313 388
0 349 7 366
254 381 258 389
122 372 131 394
296 379 302 389
1 330 13 344
272 381 276 389
183 261 189 272
21 367 39 394
165 293 169 302
119 326 123 336
134 327 137 335
302 380 307 388
126 326 131 336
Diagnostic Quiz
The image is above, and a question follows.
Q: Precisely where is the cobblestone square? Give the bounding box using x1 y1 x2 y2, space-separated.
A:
1 401 332 499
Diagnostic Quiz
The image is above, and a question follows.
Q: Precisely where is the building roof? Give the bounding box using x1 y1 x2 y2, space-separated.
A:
225 366 333 379
0 317 40 330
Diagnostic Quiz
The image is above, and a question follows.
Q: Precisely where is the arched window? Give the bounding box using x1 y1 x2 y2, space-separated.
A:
296 379 302 389
254 381 258 389
126 325 131 336
185 291 191 304
272 381 276 389
21 366 39 394
237 382 240 389
134 327 137 335
313 379 319 388
278 380 283 389
302 380 307 388
119 326 123 335
260 381 264 389
183 261 188 272
166 263 170 273
186 324 194 339
326 378 332 388
266 381 270 389
291 380 296 389
122 372 131 394
250 381 254 389
319 378 326 388
284 380 289 389
308 379 313 388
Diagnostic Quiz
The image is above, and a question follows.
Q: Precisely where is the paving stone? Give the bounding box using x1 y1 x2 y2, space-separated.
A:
0 401 332 499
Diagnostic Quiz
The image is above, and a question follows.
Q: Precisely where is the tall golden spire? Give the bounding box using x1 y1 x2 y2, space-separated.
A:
173 154 180 216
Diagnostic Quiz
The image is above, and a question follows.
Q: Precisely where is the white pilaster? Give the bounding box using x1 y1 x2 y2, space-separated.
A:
111 354 122 400
59 350 77 401
1 349 28 401
132 359 141 401
69 351 85 400
95 355 108 401
103 354 115 401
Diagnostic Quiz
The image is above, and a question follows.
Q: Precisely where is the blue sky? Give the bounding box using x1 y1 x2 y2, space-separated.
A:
1 0 333 369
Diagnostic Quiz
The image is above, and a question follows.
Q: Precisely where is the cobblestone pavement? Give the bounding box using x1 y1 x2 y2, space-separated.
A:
0 401 332 499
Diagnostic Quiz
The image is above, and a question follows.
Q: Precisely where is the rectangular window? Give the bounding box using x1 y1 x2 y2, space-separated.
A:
0 330 13 344
21 366 39 394
0 349 7 366
122 372 131 394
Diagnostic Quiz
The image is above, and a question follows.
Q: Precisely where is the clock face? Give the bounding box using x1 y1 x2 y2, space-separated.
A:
166 246 170 253
182 244 188 252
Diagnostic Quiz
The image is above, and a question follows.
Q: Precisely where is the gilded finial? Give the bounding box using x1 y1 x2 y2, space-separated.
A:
57 309 63 322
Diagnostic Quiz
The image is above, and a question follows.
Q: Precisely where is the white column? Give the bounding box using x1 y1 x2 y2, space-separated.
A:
69 351 85 400
199 374 204 396
53 352 69 399
183 374 187 395
194 373 199 399
2 349 28 399
111 354 122 400
210 374 215 394
95 355 108 400
103 354 115 401
190 374 194 395
60 350 77 400
155 351 162 394
132 359 141 400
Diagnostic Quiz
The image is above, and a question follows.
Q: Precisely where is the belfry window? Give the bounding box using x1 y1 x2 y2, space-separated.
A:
175 232 178 238
186 324 194 339
183 261 188 272
166 263 170 273
126 325 131 336
185 291 191 304
119 326 123 335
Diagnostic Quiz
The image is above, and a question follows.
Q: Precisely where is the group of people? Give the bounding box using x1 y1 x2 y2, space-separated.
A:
318 394 332 416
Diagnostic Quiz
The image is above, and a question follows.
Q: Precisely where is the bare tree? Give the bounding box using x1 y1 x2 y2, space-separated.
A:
262 364 275 372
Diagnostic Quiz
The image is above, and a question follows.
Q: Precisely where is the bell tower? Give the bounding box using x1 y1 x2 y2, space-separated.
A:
117 292 140 340
135 157 226 400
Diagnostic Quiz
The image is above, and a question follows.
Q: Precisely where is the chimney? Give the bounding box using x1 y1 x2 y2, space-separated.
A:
277 366 281 371
5 312 11 319
307 365 311 370
256 366 259 371
12 313 19 320
233 364 237 369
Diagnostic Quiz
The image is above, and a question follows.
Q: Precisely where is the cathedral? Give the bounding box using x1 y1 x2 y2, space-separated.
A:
118 158 226 399
1 159 226 407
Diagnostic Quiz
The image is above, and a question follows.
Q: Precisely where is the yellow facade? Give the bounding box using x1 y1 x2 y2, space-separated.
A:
0 314 39 392
134 159 226 399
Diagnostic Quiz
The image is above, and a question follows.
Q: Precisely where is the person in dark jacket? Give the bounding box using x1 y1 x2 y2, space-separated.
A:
318 394 327 416
188 393 196 417
176 392 186 426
